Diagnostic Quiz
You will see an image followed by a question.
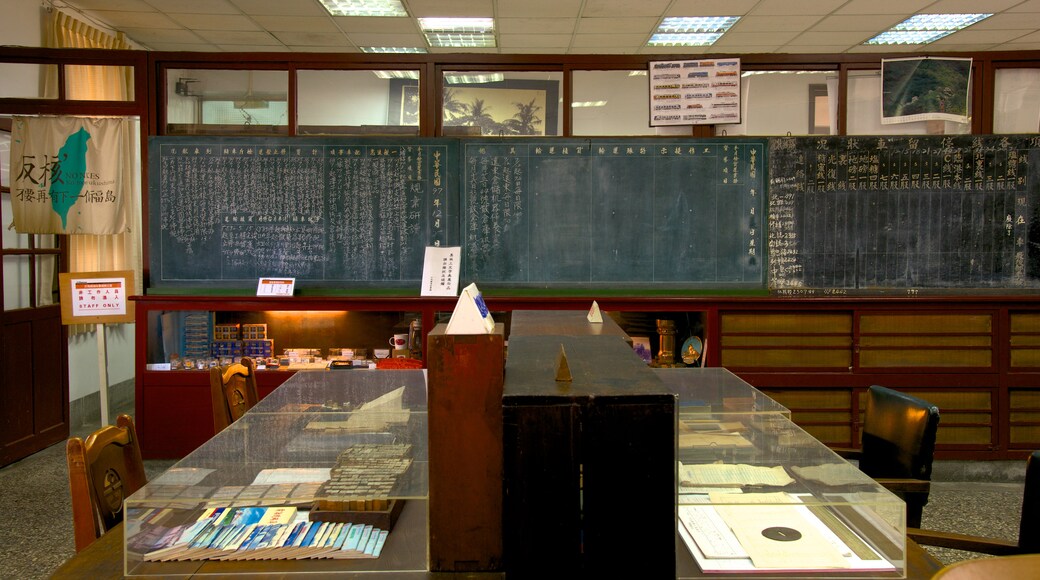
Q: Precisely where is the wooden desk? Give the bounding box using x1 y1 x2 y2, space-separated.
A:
53 521 943 579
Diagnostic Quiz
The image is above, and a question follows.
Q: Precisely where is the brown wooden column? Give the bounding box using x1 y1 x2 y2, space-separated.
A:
426 323 505 572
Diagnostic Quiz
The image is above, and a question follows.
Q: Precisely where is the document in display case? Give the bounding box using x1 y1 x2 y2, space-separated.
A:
656 368 907 579
122 370 429 577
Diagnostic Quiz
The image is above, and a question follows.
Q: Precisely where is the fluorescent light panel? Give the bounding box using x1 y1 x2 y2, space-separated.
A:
419 18 495 48
648 16 739 47
361 47 427 53
572 101 608 108
865 13 992 45
318 0 407 17
444 73 503 84
372 70 420 79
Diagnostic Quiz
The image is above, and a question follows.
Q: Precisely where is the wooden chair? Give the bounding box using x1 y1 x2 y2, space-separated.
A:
66 413 147 552
834 385 940 528
908 450 1040 556
931 554 1040 580
210 357 258 433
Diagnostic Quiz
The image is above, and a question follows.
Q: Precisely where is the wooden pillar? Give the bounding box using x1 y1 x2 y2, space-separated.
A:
426 323 505 572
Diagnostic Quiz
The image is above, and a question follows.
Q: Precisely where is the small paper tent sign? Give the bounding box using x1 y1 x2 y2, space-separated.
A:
587 300 603 323
445 283 495 335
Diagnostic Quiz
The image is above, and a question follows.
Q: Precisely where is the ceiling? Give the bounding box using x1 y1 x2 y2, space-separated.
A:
54 0 1040 55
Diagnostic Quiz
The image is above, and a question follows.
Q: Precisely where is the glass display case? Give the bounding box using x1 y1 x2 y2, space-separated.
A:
123 369 428 576
659 368 907 579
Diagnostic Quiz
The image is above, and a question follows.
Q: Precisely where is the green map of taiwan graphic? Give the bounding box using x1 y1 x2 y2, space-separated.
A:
51 127 91 229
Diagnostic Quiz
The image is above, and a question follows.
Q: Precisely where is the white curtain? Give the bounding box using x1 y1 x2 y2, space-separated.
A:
44 10 142 333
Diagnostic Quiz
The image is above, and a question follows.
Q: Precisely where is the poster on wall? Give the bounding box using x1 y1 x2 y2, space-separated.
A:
648 58 741 126
881 56 972 125
9 116 129 234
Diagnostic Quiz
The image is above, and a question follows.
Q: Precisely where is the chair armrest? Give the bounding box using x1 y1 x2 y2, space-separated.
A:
907 528 1022 556
874 478 931 494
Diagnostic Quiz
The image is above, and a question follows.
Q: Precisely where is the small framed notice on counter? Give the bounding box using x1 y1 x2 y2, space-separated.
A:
58 270 135 324
257 277 295 296
421 246 461 297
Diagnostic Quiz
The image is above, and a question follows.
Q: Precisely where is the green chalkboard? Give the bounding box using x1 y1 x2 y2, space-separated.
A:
768 135 1040 292
148 136 457 289
461 138 767 288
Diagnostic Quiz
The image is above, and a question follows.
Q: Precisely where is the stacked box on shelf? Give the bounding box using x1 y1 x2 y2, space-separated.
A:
211 340 243 358
213 323 240 341
243 339 274 359
182 312 212 359
242 324 267 340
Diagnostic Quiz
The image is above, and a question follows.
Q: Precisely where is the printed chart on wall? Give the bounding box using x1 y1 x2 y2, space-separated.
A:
648 58 741 126
148 137 457 289
462 138 766 288
768 135 1040 293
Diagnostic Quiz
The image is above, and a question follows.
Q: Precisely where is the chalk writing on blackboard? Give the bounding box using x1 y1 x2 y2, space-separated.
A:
768 135 1040 291
462 139 766 287
149 138 455 288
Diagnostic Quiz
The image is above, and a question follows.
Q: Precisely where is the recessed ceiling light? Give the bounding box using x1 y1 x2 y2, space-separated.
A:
372 70 420 79
419 18 496 48
647 16 739 47
361 47 427 53
317 0 407 17
864 13 992 45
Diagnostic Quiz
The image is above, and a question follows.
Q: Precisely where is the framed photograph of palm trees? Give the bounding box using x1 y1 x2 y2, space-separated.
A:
390 76 560 136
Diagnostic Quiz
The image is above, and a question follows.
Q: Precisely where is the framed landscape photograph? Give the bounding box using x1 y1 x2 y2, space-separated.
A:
881 56 972 124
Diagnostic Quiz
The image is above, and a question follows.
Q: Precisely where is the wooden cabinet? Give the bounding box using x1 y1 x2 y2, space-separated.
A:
135 294 1040 460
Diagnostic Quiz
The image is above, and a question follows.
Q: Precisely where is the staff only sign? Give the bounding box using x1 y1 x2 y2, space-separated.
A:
10 116 129 234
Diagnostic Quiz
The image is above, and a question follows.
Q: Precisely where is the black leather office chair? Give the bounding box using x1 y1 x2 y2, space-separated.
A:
834 385 940 528
909 450 1040 555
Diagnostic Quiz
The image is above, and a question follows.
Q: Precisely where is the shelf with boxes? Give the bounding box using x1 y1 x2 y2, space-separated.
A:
133 295 456 458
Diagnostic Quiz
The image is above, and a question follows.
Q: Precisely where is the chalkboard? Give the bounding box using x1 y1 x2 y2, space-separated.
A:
768 135 1040 292
148 137 457 288
461 138 767 288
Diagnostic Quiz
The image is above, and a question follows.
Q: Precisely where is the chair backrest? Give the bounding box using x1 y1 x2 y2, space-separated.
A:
1018 450 1040 551
210 357 258 433
859 385 940 480
66 413 147 552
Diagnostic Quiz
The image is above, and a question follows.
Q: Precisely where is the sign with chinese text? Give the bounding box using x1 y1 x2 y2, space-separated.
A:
10 116 129 234
58 270 135 324
421 246 461 296
257 277 296 296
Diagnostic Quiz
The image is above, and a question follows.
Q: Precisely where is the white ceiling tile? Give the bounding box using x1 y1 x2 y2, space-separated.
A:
344 33 426 46
270 31 350 46
117 27 204 42
90 10 179 28
778 45 855 54
194 30 282 45
715 31 802 46
731 15 824 33
972 14 1040 29
145 42 223 51
144 0 241 14
1008 0 1040 12
810 15 905 32
288 45 355 53
581 0 671 18
226 0 326 17
571 33 648 47
1006 30 1040 42
332 17 420 34
498 18 576 35
996 42 1040 49
847 43 921 52
65 0 155 11
749 0 847 17
791 31 872 46
499 34 574 48
167 14 261 32
834 0 931 15
211 44 286 52
931 29 1033 44
576 17 657 34
496 0 583 18
406 0 494 18
251 15 339 33
665 0 758 17
923 0 1021 14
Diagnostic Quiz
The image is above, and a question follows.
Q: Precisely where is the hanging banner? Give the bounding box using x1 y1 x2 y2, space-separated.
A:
9 116 128 234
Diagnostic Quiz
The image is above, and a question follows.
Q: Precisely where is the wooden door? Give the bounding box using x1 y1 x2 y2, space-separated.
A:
0 120 70 467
